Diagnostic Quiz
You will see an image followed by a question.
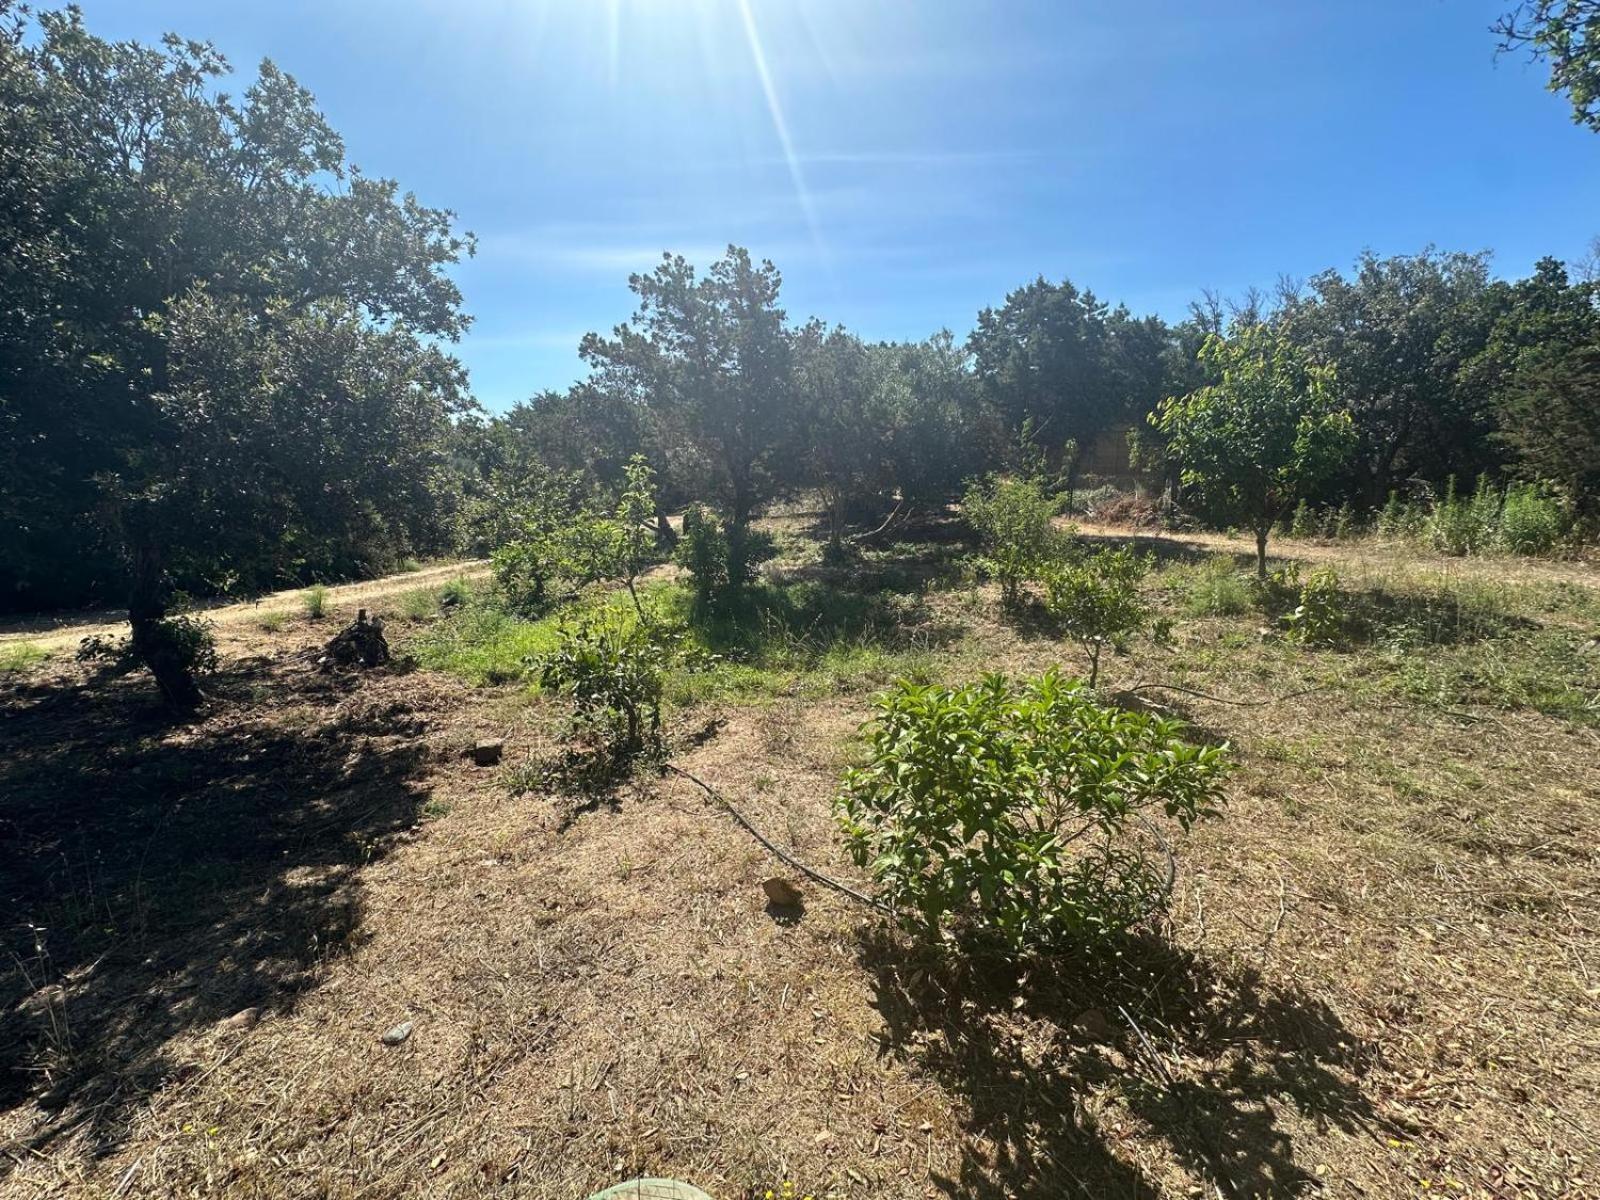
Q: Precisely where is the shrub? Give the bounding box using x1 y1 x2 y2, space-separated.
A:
675 504 773 616
836 669 1229 953
1499 483 1566 556
1173 555 1251 617
1043 547 1152 686
1284 566 1344 645
302 584 330 620
962 474 1064 605
535 612 700 761
439 576 473 608
79 615 219 683
1429 475 1499 556
398 588 439 621
1288 498 1316 538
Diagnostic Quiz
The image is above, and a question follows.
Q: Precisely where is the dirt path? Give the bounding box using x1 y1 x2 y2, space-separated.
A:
0 559 489 652
1073 520 1600 587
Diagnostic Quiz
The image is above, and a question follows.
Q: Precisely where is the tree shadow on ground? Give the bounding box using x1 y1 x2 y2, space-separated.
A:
1344 587 1533 649
1073 530 1218 568
0 656 435 1173
691 576 966 665
861 930 1397 1199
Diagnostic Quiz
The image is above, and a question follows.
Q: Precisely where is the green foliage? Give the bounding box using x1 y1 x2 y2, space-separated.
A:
1166 556 1251 617
836 670 1229 953
1496 343 1600 517
1426 475 1571 556
675 504 773 616
962 474 1065 605
488 454 661 619
1499 483 1568 554
1282 249 1494 504
581 248 797 526
0 643 48 674
1495 1 1600 130
535 612 701 761
1288 498 1316 538
397 588 441 621
302 585 330 620
0 3 471 621
78 615 218 685
1043 547 1153 685
1154 324 1353 576
1284 567 1345 645
256 610 290 633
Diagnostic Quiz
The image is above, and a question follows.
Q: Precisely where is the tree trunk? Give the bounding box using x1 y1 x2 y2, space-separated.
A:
128 539 202 709
1254 525 1270 580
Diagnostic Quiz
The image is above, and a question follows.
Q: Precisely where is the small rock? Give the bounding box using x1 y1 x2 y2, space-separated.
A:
224 1006 262 1031
1071 1007 1115 1042
762 877 804 907
472 739 504 767
380 1020 414 1046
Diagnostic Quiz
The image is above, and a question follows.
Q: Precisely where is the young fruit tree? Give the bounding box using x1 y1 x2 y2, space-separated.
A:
835 669 1228 953
1153 325 1353 578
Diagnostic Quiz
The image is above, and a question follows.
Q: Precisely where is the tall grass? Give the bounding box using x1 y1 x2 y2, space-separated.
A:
1291 477 1572 558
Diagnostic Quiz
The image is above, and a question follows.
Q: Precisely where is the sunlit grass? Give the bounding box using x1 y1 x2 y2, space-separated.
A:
0 643 48 674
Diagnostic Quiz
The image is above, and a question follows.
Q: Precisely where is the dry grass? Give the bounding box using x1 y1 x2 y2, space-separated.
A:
1 515 1596 1198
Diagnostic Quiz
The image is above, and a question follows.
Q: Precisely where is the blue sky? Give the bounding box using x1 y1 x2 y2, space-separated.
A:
76 0 1600 410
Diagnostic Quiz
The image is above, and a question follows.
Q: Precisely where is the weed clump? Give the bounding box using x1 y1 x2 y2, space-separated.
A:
302 584 330 620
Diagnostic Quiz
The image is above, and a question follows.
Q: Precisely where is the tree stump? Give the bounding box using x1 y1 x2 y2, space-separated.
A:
321 608 390 670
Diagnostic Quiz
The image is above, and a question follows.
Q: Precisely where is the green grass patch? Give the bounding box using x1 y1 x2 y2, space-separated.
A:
1162 555 1252 617
1379 627 1600 724
0 642 49 674
416 575 958 702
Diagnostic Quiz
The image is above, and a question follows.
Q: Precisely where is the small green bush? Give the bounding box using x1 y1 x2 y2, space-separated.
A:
79 615 219 678
1499 483 1566 556
676 504 773 616
398 588 439 621
836 669 1229 953
1043 547 1152 685
1172 556 1251 617
535 612 702 761
302 585 330 620
1429 475 1498 556
962 474 1064 606
1288 498 1316 538
255 609 290 633
1284 566 1344 645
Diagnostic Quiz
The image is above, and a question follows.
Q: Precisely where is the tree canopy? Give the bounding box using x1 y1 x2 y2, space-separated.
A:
1154 326 1354 575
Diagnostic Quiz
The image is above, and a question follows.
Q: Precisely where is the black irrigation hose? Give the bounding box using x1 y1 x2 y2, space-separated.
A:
662 763 892 914
1123 680 1328 708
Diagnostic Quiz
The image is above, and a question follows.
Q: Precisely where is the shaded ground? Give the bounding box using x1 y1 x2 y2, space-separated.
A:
2 516 1596 1198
